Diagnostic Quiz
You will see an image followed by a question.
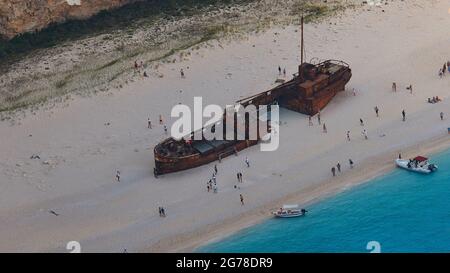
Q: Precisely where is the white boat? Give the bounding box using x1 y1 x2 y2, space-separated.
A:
272 204 307 218
395 156 438 174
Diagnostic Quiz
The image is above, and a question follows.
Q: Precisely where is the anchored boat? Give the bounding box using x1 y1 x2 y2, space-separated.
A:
272 205 307 218
395 156 438 174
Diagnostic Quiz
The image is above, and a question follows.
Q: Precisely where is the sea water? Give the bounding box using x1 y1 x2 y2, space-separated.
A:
199 149 450 253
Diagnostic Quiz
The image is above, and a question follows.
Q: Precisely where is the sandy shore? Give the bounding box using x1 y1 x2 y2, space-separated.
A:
0 0 450 252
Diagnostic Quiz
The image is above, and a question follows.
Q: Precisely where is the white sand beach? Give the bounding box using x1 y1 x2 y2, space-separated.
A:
0 0 450 252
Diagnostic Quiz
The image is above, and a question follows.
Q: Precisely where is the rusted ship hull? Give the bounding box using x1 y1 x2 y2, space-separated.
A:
154 60 352 175
155 139 258 175
240 60 352 116
279 62 352 115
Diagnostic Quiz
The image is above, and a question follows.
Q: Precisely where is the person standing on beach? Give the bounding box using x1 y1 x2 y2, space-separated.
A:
278 66 282 75
440 112 444 120
180 69 185 78
116 171 121 182
159 115 163 125
323 123 327 133
402 110 406 121
214 164 218 174
148 118 152 129
331 167 336 177
309 116 313 126
245 157 250 168
374 106 379 117
362 129 368 140
347 131 351 141
283 68 286 77
317 111 321 125
349 159 354 169
336 162 341 173
360 118 364 126
164 125 168 134
392 82 397 92
240 194 244 205
443 63 447 75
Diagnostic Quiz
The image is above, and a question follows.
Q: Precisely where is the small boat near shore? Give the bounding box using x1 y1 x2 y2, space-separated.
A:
272 205 307 218
395 156 438 174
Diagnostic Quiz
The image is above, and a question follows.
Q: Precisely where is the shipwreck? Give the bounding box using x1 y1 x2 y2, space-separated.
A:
154 17 352 175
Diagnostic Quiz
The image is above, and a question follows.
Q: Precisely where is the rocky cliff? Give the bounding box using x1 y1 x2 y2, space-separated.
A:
0 0 142 40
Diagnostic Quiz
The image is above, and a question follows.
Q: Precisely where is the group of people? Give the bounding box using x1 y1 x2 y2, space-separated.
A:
313 107 412 143
309 110 361 177
147 114 168 135
204 159 249 206
207 166 219 193
158 206 166 217
134 60 149 78
427 96 442 104
234 159 250 191
278 66 287 77
311 111 376 141
331 159 354 177
236 172 243 183
135 60 189 79
134 60 143 70
347 119 368 141
392 82 413 94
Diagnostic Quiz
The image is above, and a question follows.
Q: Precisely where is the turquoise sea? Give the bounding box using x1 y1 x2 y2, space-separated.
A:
199 148 450 253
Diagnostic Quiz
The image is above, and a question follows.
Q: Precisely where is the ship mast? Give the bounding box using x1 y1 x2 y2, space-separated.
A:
300 15 304 64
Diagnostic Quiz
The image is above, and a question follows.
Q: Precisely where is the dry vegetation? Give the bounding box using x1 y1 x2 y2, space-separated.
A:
0 0 355 116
